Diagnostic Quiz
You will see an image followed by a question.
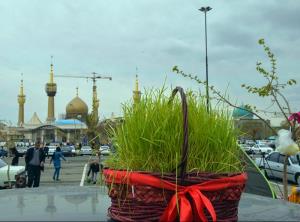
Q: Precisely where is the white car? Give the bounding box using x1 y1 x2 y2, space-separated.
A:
255 151 300 184
70 145 76 155
239 144 254 154
16 146 28 157
99 145 111 155
47 145 57 156
81 146 92 155
251 144 273 154
0 159 26 188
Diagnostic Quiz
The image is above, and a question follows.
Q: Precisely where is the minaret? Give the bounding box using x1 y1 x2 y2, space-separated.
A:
133 74 141 104
18 76 26 126
45 57 57 123
92 75 99 121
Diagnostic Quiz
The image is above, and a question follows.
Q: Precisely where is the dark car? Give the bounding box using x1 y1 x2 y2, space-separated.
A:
0 148 8 157
61 146 74 157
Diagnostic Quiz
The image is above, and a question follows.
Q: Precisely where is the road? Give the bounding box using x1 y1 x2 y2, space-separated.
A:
41 155 90 187
2 155 107 187
249 153 297 198
264 171 296 198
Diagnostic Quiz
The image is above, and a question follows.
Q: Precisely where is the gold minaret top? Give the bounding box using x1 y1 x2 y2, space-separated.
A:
49 62 54 83
18 76 26 126
133 74 141 104
45 57 57 123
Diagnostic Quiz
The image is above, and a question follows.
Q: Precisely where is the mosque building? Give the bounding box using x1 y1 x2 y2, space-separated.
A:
15 62 90 144
133 74 141 104
11 64 142 145
66 87 89 122
232 105 273 140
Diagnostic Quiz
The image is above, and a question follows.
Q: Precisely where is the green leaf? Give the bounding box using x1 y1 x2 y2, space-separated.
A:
172 66 179 73
258 39 265 45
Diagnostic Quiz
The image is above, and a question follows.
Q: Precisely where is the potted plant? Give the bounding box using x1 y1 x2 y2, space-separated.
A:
104 86 247 222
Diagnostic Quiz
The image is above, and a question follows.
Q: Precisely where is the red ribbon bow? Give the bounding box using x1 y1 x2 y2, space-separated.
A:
104 169 247 222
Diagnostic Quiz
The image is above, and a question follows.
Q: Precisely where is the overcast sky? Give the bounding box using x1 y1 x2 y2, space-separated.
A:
0 0 299 126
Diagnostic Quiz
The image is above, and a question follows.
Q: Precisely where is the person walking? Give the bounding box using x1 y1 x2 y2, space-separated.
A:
50 147 66 181
25 141 45 188
87 159 100 184
11 147 22 166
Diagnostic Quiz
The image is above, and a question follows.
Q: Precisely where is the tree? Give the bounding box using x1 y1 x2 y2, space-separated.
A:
85 113 99 149
241 39 297 139
97 118 124 145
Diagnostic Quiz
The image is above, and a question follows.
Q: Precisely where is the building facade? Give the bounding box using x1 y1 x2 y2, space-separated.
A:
233 106 273 140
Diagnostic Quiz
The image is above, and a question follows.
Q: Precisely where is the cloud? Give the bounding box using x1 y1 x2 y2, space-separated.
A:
0 0 299 126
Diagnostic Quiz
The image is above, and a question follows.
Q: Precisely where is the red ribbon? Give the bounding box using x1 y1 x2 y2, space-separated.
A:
104 169 247 222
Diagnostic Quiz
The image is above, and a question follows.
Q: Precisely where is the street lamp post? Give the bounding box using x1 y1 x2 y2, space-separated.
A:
199 6 212 113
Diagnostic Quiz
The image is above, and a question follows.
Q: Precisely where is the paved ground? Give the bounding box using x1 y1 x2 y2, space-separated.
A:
2 155 107 188
41 155 90 187
266 171 295 198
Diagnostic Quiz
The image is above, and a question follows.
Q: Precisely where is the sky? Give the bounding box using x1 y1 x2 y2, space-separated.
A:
0 0 299 126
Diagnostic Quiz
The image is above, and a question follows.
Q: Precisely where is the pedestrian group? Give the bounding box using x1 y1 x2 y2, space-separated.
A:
5 141 102 188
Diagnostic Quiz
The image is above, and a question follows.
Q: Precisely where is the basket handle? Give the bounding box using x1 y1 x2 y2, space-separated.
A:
168 87 189 184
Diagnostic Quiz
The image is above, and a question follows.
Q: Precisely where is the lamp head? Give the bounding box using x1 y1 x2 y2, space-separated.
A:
199 6 212 12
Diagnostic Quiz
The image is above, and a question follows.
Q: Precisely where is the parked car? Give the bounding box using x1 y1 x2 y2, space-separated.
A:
251 144 273 154
99 145 111 155
255 151 300 185
256 140 269 145
61 146 74 157
81 146 92 155
245 140 256 146
0 147 8 157
49 142 60 147
239 144 254 155
0 159 26 188
46 146 57 156
16 146 28 157
69 145 76 156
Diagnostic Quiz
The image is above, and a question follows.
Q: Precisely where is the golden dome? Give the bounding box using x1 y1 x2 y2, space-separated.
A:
66 96 88 116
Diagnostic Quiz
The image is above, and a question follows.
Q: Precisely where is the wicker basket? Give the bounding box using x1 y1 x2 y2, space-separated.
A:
104 87 247 222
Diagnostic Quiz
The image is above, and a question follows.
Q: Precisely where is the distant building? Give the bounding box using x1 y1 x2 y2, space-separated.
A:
8 66 140 144
133 74 141 105
19 113 87 143
65 88 88 122
233 105 273 140
12 62 88 144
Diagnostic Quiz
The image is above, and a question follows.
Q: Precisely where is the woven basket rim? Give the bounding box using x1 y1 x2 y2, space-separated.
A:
104 167 244 176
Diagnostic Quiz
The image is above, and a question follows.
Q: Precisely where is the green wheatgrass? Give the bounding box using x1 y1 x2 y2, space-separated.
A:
106 87 243 174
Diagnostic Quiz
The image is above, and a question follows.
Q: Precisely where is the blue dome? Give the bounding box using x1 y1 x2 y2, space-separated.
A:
232 106 253 119
55 119 83 125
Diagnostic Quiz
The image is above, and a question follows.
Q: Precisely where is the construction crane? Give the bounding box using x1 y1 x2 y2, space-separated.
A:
55 72 112 120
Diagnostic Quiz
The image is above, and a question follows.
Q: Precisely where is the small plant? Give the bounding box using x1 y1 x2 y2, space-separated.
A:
106 87 243 174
